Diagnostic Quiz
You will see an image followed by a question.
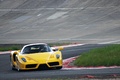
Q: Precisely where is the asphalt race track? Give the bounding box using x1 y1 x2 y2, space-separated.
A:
0 0 120 44
0 0 120 80
0 44 120 80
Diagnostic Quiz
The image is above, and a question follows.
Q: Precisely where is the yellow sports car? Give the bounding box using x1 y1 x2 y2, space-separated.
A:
10 43 63 71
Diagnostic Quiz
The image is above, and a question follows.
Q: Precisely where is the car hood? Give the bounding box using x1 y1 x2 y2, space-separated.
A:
23 52 54 63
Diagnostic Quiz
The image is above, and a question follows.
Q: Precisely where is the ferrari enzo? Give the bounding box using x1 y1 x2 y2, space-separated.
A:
10 43 63 71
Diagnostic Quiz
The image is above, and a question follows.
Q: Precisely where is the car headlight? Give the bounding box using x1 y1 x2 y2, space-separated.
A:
56 54 60 59
21 58 27 62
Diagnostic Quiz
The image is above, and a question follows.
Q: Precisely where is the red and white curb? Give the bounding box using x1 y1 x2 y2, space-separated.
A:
63 56 120 70
0 51 11 55
63 57 120 79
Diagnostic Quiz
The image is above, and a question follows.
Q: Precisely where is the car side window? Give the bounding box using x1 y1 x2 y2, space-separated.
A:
40 45 51 52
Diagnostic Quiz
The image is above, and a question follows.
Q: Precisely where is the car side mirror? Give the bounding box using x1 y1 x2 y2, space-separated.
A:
58 47 64 51
51 47 63 51
17 50 21 52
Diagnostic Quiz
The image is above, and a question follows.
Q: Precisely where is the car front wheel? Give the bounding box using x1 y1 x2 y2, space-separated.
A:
56 66 62 70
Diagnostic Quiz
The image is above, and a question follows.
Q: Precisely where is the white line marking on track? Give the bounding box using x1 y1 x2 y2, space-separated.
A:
99 40 120 44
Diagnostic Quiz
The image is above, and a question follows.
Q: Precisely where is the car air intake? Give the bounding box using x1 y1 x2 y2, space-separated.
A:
26 64 37 68
48 62 59 66
38 64 49 70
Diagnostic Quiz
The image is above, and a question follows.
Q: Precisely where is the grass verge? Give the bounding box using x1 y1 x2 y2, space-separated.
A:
0 44 23 51
74 44 120 67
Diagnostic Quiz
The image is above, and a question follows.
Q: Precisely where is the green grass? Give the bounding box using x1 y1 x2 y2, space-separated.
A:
74 44 120 67
0 44 23 51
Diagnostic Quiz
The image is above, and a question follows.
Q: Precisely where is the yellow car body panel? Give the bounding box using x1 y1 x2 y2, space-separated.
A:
10 43 63 71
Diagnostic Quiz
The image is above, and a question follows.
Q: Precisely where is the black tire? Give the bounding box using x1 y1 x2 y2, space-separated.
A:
12 66 16 70
17 68 22 72
56 66 62 70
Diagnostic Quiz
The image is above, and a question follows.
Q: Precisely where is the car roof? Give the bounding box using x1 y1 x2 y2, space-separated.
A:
24 43 47 47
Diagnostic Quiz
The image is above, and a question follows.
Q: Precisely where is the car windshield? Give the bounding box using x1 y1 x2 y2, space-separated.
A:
22 44 51 54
